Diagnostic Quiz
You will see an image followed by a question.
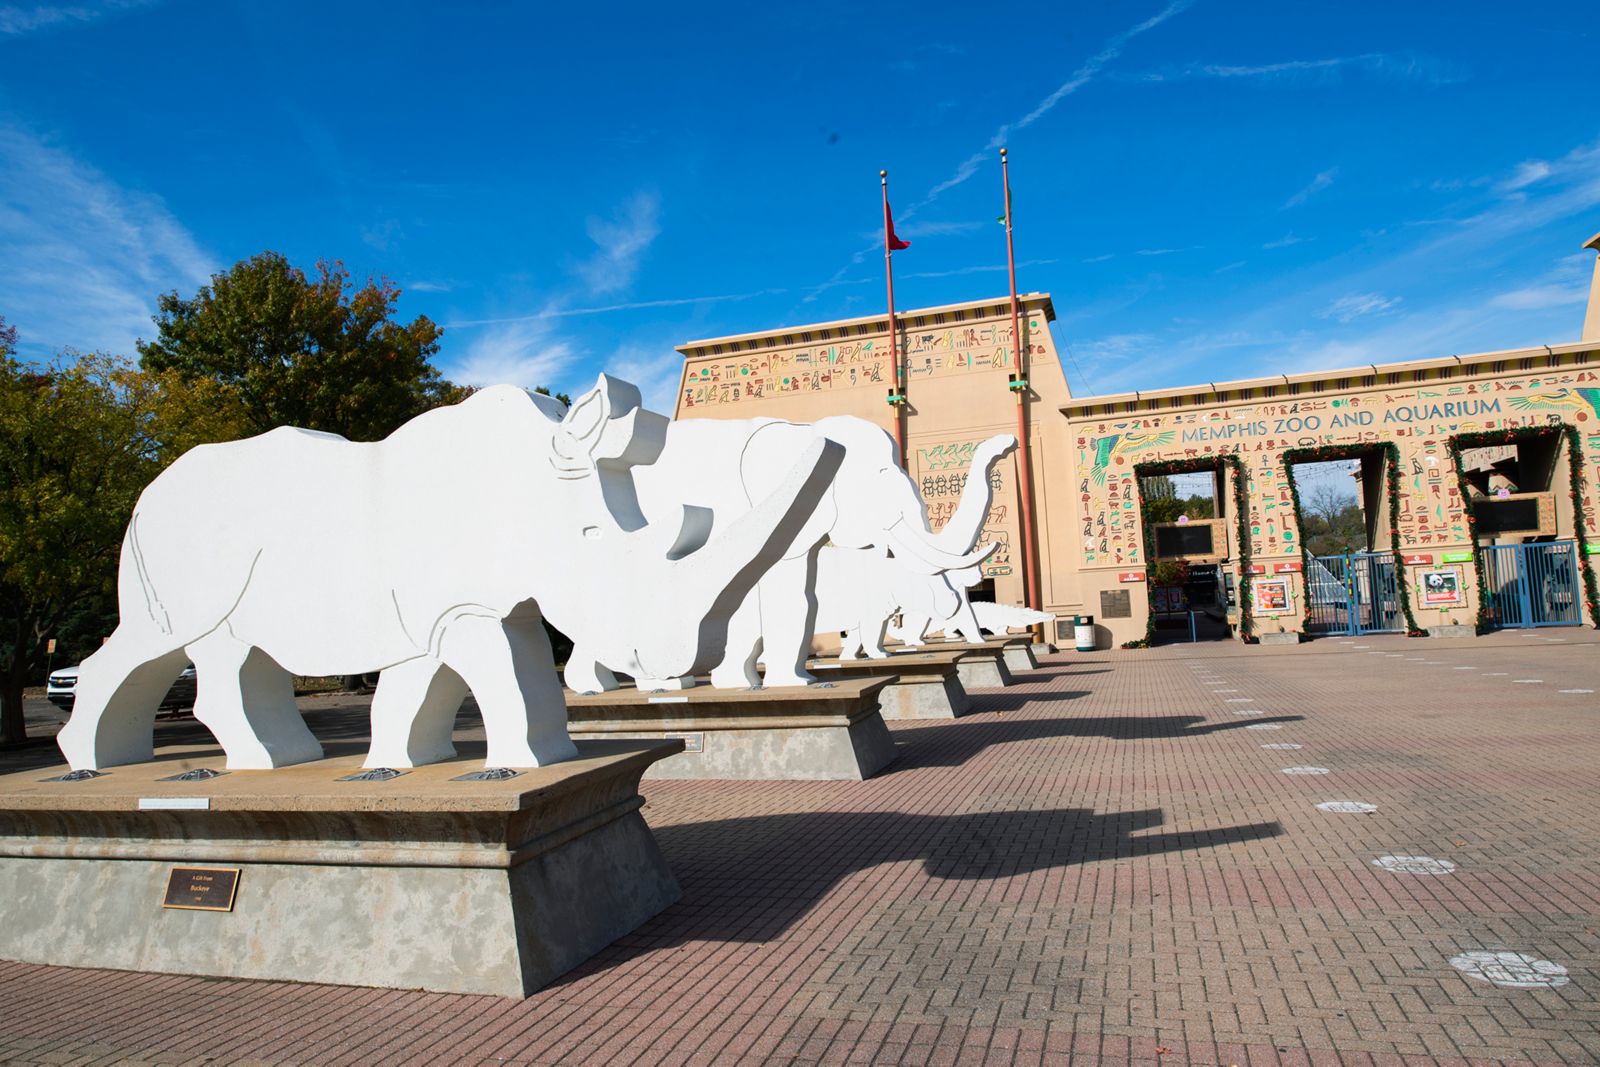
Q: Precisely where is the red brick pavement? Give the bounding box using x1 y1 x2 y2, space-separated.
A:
1 629 1597 1066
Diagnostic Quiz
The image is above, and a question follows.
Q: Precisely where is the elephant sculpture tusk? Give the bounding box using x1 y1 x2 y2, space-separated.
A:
885 519 998 573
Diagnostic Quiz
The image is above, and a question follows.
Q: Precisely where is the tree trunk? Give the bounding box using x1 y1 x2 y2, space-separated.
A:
0 681 27 747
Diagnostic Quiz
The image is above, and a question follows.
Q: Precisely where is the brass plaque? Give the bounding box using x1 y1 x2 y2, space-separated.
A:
1100 589 1132 619
162 867 240 912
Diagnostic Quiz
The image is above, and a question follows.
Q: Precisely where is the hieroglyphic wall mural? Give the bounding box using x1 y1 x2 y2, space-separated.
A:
1070 370 1600 569
679 317 1046 409
911 437 1016 579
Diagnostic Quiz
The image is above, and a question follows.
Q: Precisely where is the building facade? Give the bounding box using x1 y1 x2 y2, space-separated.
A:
673 244 1600 648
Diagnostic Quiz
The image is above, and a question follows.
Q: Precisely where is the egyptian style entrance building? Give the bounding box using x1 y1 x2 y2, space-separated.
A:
672 238 1600 648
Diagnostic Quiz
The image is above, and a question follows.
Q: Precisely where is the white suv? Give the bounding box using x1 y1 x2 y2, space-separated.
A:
47 664 198 714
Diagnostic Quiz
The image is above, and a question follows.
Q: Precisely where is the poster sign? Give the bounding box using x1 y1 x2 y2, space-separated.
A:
1401 554 1434 566
1117 571 1145 583
1151 587 1188 613
1419 567 1464 605
1272 561 1302 574
1255 578 1292 614
1442 551 1474 563
1244 564 1266 576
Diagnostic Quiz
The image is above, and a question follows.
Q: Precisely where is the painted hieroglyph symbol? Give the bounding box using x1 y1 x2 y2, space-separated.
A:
1372 855 1456 875
1282 766 1330 775
1449 951 1570 989
1316 801 1378 814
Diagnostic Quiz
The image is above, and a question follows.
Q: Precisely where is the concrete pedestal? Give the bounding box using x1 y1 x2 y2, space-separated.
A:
1427 624 1475 639
1257 632 1303 646
567 678 897 780
0 739 683 997
892 639 1022 689
806 650 970 719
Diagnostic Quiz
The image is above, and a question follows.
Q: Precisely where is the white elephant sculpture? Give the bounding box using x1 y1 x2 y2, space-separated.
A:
563 416 991 692
57 376 841 772
814 434 1017 657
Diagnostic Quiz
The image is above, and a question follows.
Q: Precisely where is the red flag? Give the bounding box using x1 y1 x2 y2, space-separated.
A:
885 202 910 251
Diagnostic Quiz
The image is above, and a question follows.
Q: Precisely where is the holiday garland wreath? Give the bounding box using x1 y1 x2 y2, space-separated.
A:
1446 423 1600 632
1127 453 1253 648
1279 443 1426 637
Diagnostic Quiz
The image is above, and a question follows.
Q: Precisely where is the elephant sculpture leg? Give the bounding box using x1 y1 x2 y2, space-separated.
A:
947 597 986 643
709 595 764 688
55 630 191 770
752 552 821 689
436 604 578 767
365 658 469 768
187 629 324 769
861 617 891 659
891 613 931 647
563 653 619 695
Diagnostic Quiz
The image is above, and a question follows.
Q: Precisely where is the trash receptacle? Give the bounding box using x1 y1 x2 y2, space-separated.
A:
1074 614 1095 652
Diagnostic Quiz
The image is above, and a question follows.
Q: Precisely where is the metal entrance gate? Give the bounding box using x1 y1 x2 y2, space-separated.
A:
1306 552 1402 636
1481 541 1583 629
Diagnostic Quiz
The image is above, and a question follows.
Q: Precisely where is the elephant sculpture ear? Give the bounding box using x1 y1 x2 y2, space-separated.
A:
550 374 667 479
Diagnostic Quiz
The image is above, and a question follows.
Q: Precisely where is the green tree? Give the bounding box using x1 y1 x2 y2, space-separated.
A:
1300 485 1367 556
0 342 248 744
139 252 466 441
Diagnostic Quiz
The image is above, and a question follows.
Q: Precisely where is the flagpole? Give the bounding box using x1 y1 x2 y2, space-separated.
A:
882 169 905 467
1002 147 1043 632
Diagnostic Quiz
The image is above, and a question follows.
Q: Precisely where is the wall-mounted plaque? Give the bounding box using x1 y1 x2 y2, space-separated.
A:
1100 589 1132 619
163 867 240 912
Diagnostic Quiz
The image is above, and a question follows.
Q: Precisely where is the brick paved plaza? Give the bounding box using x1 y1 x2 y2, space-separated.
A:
2 631 1598 1066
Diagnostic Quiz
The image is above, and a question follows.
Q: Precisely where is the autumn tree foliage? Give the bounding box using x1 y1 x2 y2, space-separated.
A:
0 324 250 743
139 252 467 441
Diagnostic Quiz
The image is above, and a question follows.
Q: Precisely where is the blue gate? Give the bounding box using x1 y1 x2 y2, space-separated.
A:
1305 552 1403 636
1480 541 1584 629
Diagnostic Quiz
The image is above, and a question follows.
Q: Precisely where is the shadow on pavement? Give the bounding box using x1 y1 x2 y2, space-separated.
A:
586 805 1282 961
884 712 1305 769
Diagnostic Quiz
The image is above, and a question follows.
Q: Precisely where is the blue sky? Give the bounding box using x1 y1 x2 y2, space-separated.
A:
2 0 1598 409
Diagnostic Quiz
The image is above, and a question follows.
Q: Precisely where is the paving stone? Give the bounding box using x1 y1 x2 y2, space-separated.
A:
1 630 1596 1065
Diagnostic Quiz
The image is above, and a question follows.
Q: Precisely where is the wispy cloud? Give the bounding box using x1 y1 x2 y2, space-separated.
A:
0 123 212 358
1081 253 1115 264
899 219 986 238
1263 232 1309 249
577 190 660 295
1500 159 1554 192
0 0 154 36
360 218 402 252
1284 168 1338 209
1072 333 1156 362
446 287 788 329
605 341 686 414
450 317 576 390
1319 292 1402 323
902 258 1057 280
917 0 1195 208
405 279 455 293
1487 283 1587 310
1137 51 1455 86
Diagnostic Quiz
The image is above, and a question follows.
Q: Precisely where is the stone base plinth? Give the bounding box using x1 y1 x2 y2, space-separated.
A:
806 650 970 719
892 637 1032 686
567 678 897 780
1427 624 1476 639
1258 632 1303 646
0 739 683 997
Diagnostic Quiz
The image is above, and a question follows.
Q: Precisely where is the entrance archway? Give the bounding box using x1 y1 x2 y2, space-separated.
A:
1282 444 1417 638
